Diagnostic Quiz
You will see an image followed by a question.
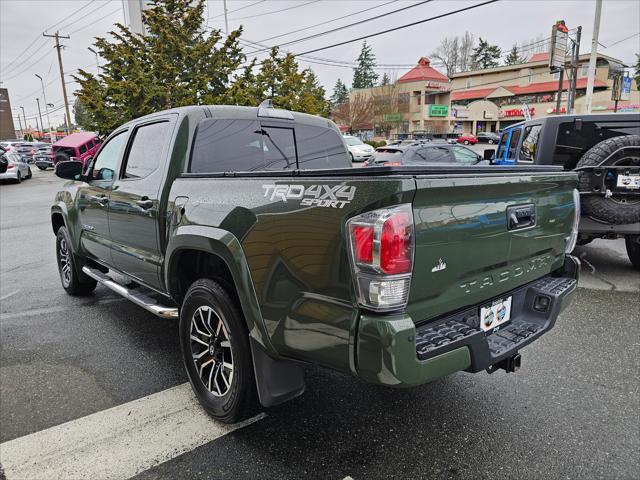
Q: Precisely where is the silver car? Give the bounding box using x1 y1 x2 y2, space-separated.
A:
0 152 32 183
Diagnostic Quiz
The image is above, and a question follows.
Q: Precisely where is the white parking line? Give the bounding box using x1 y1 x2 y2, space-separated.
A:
0 383 265 480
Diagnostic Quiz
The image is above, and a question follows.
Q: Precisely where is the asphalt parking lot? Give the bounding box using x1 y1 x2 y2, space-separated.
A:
1 168 638 480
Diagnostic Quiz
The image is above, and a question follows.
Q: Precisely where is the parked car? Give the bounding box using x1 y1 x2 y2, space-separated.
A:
52 103 579 423
476 132 500 144
0 152 32 183
0 140 25 154
493 113 639 269
366 143 484 167
53 132 102 166
456 133 478 145
343 135 375 161
34 144 54 170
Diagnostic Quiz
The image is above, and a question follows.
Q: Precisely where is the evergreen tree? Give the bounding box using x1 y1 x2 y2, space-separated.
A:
331 78 349 105
470 37 502 70
504 44 524 65
380 72 391 86
74 0 245 134
352 41 379 89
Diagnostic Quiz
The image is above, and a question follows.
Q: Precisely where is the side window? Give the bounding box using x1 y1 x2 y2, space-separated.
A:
452 146 479 164
425 147 455 163
296 125 348 169
519 125 541 162
507 128 522 160
261 127 296 170
190 119 263 173
123 122 169 179
79 143 88 154
91 131 126 182
496 131 509 159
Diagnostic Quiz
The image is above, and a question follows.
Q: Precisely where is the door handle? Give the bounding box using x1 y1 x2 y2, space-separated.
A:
88 195 108 205
136 198 154 209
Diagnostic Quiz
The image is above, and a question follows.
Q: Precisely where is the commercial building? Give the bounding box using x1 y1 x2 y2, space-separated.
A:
338 53 638 139
450 52 638 134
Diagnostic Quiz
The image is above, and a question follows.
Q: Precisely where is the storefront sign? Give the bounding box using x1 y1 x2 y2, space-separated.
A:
453 108 469 118
498 107 536 118
383 113 403 122
428 104 449 117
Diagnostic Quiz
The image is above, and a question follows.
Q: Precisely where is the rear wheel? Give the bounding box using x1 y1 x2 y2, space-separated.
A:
626 235 640 270
180 279 259 423
56 227 97 296
577 135 640 224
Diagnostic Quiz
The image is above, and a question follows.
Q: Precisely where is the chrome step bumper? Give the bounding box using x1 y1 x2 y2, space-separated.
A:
82 266 179 319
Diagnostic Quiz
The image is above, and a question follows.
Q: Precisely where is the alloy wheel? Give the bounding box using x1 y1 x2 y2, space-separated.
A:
58 238 72 288
190 305 234 397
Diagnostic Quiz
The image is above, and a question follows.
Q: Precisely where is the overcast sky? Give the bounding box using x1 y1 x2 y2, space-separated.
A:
1 0 639 129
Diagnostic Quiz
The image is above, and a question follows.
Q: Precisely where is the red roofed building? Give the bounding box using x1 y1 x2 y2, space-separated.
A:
449 52 636 134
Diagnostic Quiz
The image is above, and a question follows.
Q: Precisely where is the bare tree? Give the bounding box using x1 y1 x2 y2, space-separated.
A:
457 31 475 72
332 92 374 134
431 36 459 76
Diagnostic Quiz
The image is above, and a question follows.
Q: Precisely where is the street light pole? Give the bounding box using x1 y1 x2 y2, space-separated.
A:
36 98 45 140
585 0 602 113
88 47 100 70
35 74 54 142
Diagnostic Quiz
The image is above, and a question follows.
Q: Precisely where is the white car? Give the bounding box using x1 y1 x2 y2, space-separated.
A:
343 135 375 162
0 152 32 183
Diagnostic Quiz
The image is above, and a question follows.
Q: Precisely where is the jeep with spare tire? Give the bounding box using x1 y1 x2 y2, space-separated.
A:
492 113 640 269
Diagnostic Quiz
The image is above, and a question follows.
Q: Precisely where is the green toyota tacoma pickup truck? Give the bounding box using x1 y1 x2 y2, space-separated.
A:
52 104 580 423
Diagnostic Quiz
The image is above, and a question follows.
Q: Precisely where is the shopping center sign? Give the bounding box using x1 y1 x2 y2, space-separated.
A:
428 105 449 117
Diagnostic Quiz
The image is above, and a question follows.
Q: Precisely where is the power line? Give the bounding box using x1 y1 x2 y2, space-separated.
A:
294 0 500 56
217 0 320 22
257 0 398 44
208 0 266 20
243 0 434 55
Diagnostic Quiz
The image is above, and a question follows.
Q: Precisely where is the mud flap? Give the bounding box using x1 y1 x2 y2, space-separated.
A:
250 337 306 407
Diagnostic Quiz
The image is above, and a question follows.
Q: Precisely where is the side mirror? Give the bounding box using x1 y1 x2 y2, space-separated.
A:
483 149 496 161
55 160 84 180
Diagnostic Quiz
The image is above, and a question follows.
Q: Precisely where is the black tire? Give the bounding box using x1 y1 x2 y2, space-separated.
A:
26 168 32 179
577 135 640 224
55 227 97 296
37 165 47 170
626 235 640 270
180 279 259 423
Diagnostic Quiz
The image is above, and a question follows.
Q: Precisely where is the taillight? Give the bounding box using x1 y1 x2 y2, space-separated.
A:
383 161 401 166
347 204 414 311
565 189 581 253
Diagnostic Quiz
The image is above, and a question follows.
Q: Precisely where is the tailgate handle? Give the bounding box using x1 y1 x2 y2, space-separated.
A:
507 204 536 230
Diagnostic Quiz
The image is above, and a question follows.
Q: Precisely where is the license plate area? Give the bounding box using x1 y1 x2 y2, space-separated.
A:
616 174 640 189
479 296 512 332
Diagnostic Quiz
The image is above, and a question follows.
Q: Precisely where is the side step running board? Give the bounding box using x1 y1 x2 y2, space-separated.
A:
82 266 179 319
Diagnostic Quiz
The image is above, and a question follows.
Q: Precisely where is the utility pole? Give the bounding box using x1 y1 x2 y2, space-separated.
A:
19 106 27 132
567 26 581 114
43 31 72 134
35 74 54 142
223 0 229 34
36 98 45 139
16 115 24 138
585 0 602 113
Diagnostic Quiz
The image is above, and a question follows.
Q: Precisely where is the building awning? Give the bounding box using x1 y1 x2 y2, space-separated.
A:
451 78 608 101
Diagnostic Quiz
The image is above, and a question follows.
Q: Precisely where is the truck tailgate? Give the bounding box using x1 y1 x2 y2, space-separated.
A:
407 171 577 323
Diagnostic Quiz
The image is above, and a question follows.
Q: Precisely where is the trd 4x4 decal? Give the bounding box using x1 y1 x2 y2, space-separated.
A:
262 184 356 209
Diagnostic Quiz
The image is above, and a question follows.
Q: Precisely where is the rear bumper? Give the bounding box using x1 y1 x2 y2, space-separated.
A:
355 255 580 386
